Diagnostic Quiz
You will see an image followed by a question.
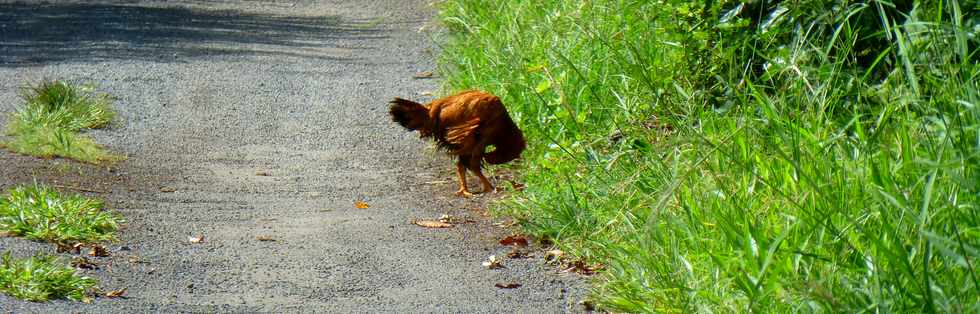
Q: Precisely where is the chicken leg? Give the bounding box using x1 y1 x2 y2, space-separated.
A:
455 157 474 197
467 153 495 194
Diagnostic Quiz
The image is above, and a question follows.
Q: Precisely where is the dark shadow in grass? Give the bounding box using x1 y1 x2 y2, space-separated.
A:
0 1 384 66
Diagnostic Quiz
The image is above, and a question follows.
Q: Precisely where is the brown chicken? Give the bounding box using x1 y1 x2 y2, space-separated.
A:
389 90 526 197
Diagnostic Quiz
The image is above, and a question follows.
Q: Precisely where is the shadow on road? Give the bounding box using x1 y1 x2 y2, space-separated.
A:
0 2 383 66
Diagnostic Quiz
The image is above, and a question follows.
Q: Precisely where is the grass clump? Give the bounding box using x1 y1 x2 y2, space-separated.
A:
438 0 978 312
3 80 118 164
0 185 122 245
0 252 95 302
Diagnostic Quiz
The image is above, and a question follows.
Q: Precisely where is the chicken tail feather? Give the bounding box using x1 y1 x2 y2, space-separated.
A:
389 98 429 131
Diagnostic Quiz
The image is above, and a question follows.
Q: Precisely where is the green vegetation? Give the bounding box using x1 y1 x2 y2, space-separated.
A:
438 0 978 312
0 185 122 245
3 80 118 163
0 252 95 302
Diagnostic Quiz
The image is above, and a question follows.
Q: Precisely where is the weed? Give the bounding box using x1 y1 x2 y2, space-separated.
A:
0 184 122 245
3 80 119 164
0 252 95 302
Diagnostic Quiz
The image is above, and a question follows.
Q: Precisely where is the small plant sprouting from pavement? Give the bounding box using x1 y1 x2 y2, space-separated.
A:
3 79 119 163
0 184 122 245
0 252 96 302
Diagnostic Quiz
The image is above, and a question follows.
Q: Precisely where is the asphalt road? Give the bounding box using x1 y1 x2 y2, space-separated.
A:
0 1 585 312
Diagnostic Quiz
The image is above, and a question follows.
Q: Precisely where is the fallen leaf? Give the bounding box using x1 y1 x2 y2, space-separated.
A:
128 255 147 264
160 186 176 193
506 249 530 259
71 257 98 270
256 235 277 242
413 219 453 228
499 235 529 247
81 296 93 304
438 214 453 223
105 288 127 298
255 170 271 176
545 249 564 263
482 255 503 269
492 220 517 228
561 260 604 276
188 235 204 243
56 242 84 254
354 200 370 209
88 245 110 257
494 282 522 289
510 181 525 191
413 71 434 79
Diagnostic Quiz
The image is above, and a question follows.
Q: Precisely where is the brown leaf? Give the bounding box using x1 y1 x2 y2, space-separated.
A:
255 170 271 176
506 249 530 259
494 282 522 289
56 242 84 254
88 245 110 257
188 235 204 243
508 180 526 191
128 255 147 264
105 287 127 298
256 235 277 242
413 71 434 79
561 261 604 276
581 300 596 311
482 255 503 269
354 200 370 209
438 214 453 223
71 257 98 270
499 235 529 247
544 249 564 263
413 219 454 228
160 186 176 193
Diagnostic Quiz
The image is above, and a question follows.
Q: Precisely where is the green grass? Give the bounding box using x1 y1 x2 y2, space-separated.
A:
437 0 979 312
0 252 95 302
3 80 119 164
0 185 122 245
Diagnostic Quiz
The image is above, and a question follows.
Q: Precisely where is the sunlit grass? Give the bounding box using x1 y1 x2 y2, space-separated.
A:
0 252 95 302
438 0 979 312
0 184 122 245
3 80 119 164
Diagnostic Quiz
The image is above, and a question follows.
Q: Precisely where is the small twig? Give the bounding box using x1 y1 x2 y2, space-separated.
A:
51 184 107 194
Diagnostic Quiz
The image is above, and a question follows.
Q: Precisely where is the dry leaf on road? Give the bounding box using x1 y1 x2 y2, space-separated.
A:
499 235 529 247
545 249 564 263
256 235 277 242
561 261 604 276
71 257 98 270
188 235 204 243
507 249 530 259
413 219 453 228
354 200 370 209
413 71 434 79
494 282 522 289
88 245 110 257
482 255 503 269
105 288 127 298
